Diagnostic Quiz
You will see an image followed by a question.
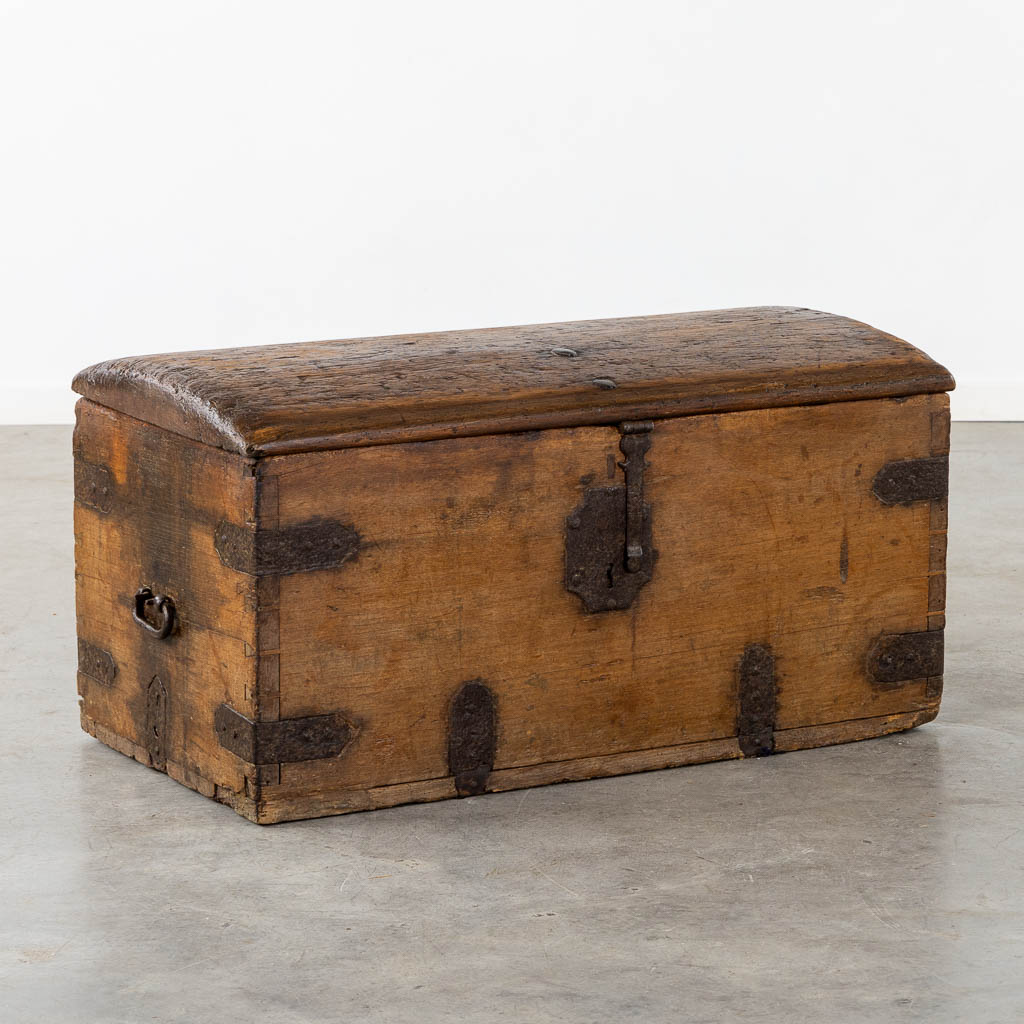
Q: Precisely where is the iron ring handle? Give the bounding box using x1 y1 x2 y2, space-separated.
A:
133 587 176 639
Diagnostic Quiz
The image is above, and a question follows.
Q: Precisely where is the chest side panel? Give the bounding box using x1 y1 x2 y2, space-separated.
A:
254 393 944 816
73 400 259 808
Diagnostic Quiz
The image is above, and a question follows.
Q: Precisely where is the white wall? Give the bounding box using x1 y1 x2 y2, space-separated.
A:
1 0 1021 423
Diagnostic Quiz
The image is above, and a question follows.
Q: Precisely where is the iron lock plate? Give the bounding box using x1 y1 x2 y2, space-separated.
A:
565 421 656 613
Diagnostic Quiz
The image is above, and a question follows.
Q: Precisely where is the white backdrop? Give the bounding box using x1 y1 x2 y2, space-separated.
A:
2 0 1021 423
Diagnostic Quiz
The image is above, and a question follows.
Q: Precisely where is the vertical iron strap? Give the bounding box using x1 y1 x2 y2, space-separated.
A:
618 422 653 574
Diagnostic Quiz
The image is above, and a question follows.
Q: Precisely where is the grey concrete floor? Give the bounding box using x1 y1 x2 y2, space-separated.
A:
1 424 1022 1024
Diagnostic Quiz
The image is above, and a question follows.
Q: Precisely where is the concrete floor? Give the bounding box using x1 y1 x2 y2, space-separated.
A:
1 423 1022 1024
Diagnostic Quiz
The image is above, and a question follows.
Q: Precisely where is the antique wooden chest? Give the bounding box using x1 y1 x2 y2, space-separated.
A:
72 307 954 823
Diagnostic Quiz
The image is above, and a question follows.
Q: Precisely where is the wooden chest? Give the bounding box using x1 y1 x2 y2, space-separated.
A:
72 307 954 824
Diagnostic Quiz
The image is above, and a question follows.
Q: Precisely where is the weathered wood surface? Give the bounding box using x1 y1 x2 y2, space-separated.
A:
73 386 950 824
72 306 954 456
252 709 937 823
73 400 259 806
251 393 947 823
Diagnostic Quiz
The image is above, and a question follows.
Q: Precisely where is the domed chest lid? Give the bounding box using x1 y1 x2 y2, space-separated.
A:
72 306 954 457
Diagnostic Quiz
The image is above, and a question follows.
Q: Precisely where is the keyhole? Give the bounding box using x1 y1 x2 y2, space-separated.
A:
606 563 615 588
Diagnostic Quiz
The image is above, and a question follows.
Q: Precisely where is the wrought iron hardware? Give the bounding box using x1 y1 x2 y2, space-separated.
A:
565 421 655 613
737 644 776 757
132 587 176 639
619 422 652 573
872 456 948 505
214 517 360 577
77 638 118 687
214 704 354 764
868 631 944 686
448 680 497 796
146 675 168 769
74 458 114 513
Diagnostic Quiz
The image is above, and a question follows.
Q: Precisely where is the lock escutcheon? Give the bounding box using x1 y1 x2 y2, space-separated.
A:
565 421 656 613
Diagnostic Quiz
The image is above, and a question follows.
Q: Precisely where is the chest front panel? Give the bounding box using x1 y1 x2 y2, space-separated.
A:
251 394 946 818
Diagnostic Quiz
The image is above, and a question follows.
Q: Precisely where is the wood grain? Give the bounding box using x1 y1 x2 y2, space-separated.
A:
255 709 935 824
249 394 945 821
73 400 258 800
73 381 950 823
72 307 954 456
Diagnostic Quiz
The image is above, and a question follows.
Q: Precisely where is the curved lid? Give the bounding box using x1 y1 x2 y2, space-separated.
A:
72 306 954 457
